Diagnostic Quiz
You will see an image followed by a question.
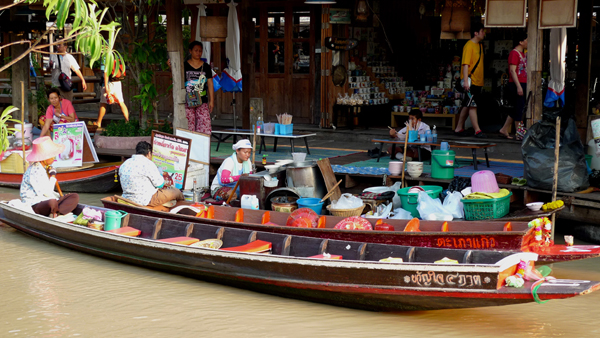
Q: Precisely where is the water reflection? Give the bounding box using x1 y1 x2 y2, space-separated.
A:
1 189 600 336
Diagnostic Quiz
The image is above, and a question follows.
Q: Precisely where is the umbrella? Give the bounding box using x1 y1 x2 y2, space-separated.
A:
544 28 566 107
195 0 221 92
220 1 242 129
220 1 242 93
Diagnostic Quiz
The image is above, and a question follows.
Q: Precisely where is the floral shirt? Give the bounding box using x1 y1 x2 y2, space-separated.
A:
119 155 165 206
20 162 59 206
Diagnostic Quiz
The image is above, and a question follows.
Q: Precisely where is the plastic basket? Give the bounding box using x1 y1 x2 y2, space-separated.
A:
276 123 293 135
462 192 512 220
327 204 365 217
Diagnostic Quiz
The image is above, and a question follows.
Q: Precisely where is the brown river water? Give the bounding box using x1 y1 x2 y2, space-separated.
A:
1 188 600 337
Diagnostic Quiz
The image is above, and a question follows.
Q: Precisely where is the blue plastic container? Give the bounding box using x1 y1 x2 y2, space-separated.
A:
297 197 324 215
276 123 293 135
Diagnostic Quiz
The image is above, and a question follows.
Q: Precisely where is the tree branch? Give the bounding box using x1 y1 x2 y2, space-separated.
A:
0 0 26 11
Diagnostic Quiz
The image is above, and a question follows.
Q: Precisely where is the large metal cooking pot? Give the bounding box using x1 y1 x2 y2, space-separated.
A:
285 161 326 199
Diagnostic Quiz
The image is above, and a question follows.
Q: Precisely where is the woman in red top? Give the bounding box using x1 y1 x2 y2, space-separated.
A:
499 33 528 139
40 88 78 137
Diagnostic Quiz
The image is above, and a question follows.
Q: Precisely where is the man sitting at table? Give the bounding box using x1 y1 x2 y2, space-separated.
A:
389 108 431 161
119 141 184 207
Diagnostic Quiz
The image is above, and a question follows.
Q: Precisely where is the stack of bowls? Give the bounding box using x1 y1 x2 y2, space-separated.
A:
406 162 423 178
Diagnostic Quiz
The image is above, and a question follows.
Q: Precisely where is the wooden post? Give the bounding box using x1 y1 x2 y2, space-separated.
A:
551 116 561 240
240 0 255 130
526 0 543 126
11 38 30 121
21 81 26 172
574 0 593 140
166 0 186 131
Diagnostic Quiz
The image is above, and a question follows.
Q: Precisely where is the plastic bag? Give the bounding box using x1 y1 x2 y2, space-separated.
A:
442 191 464 219
363 182 402 209
416 191 453 221
331 193 363 209
365 203 393 219
522 107 589 192
390 208 413 220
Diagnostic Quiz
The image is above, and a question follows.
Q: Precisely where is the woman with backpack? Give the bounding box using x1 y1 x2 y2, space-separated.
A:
94 58 130 127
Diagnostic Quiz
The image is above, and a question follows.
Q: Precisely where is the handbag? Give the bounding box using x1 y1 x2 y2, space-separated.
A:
516 91 532 141
185 80 203 108
57 55 72 92
454 43 482 93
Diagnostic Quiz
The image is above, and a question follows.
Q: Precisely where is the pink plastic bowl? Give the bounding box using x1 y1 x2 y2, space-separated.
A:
471 170 499 193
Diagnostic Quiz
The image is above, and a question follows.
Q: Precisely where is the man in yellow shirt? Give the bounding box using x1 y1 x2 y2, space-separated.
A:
455 22 487 138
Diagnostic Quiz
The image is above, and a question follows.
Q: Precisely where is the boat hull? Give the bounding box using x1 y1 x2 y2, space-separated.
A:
0 165 120 193
2 204 597 311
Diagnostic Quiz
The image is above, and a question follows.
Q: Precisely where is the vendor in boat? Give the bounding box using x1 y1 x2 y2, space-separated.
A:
20 136 80 218
119 141 184 207
388 108 431 161
210 139 254 202
39 88 78 137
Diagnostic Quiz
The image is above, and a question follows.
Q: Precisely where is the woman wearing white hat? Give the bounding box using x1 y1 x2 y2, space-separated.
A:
20 136 79 217
210 139 254 202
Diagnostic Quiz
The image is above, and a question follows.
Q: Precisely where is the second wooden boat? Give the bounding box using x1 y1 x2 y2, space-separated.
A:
0 163 121 193
101 197 600 264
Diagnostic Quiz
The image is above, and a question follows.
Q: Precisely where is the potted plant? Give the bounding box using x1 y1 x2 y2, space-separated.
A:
94 119 152 149
0 106 21 159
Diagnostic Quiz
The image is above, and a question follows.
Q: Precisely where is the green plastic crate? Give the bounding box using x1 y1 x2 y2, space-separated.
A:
462 193 512 220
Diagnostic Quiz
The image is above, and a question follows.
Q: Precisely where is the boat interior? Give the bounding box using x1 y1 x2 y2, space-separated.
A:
101 196 532 233
75 204 517 265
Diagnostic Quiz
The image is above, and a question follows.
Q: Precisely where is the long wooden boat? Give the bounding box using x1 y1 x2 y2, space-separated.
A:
1 202 598 311
101 197 600 264
0 163 121 193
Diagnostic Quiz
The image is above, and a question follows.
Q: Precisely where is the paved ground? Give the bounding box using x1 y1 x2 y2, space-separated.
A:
212 119 525 163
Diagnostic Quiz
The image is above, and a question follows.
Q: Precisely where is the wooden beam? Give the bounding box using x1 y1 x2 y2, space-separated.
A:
574 0 593 140
240 0 254 129
526 0 543 126
166 0 186 131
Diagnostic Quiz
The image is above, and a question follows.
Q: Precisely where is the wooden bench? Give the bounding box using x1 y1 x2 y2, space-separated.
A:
372 138 497 170
391 112 456 129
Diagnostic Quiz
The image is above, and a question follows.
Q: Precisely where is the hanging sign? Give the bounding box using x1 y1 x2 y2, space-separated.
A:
151 131 192 190
52 121 98 168
330 8 351 24
325 37 359 51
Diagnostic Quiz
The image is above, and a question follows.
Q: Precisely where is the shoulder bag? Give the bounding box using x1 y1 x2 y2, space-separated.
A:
57 55 72 92
454 43 482 93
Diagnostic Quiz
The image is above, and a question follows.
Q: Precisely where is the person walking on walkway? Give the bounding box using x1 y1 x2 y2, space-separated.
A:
95 59 129 127
454 22 487 138
49 42 87 102
499 33 528 139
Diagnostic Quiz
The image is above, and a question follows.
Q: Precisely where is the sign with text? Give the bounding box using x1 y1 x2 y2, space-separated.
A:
151 131 192 190
52 121 98 168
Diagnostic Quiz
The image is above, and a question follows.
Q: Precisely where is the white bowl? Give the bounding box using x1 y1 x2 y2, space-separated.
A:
264 165 280 174
526 202 544 211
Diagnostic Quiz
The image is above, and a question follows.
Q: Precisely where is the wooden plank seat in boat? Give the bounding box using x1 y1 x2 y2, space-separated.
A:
221 240 272 253
114 195 172 212
157 236 200 245
106 226 141 237
309 254 343 259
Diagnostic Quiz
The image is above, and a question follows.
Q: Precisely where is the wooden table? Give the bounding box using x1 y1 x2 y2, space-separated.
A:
371 139 496 170
212 129 317 154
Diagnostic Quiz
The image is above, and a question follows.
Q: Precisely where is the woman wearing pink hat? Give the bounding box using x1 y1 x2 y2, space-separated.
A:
210 139 253 202
20 136 79 217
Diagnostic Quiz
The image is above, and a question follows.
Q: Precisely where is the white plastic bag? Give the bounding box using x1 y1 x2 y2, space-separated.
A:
390 208 413 220
363 182 402 209
331 193 363 209
416 191 453 221
365 202 393 219
442 191 464 219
